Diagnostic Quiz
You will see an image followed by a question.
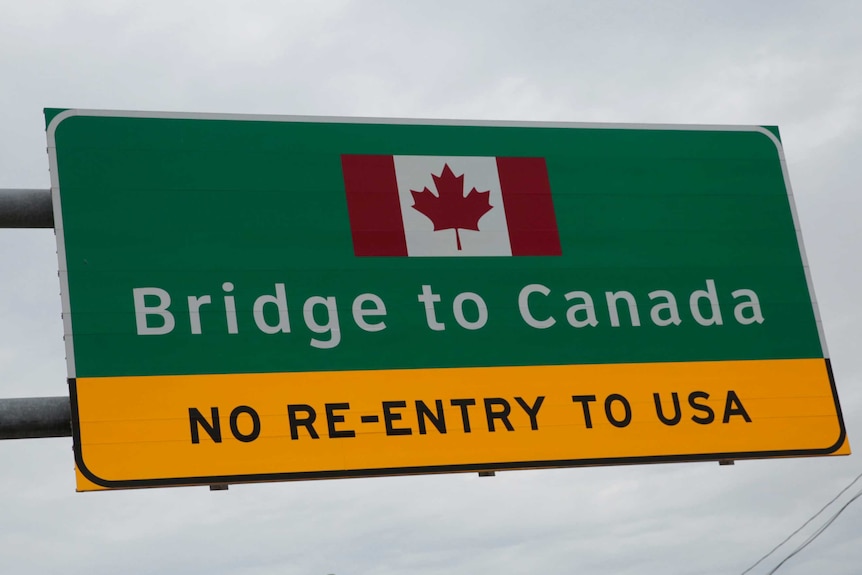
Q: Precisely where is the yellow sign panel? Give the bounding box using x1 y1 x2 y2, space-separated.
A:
72 358 845 489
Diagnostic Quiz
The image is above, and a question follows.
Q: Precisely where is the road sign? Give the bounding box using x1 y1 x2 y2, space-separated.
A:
45 109 848 491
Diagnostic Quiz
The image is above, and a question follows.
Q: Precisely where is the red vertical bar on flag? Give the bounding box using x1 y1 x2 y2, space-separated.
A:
341 155 408 256
496 157 562 256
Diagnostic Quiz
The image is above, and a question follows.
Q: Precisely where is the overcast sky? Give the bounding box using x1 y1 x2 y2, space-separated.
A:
1 1 861 573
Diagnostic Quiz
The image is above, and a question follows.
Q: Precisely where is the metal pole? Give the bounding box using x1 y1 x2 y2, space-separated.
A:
0 397 71 439
0 189 66 439
0 189 53 228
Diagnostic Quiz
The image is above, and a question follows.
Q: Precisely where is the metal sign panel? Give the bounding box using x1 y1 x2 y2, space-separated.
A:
45 109 848 491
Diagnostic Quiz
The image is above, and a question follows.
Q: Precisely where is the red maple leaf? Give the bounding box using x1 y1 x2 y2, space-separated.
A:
410 164 493 250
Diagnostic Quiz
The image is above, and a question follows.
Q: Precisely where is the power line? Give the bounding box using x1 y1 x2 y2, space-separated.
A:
741 470 862 574
767 486 862 574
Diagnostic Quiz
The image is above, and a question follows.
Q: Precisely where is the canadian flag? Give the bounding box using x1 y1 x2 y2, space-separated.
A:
341 155 561 257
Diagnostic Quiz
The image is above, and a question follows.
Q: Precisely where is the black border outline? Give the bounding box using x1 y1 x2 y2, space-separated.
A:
70 358 847 490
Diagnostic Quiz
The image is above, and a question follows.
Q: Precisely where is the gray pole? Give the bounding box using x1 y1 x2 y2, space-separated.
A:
0 397 71 439
0 189 53 228
0 189 67 440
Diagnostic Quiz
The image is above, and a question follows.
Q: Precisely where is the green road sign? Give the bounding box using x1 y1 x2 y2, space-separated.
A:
46 110 847 491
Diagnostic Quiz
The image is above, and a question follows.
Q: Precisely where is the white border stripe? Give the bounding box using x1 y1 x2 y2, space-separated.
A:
46 116 75 378
757 129 830 358
47 108 771 131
